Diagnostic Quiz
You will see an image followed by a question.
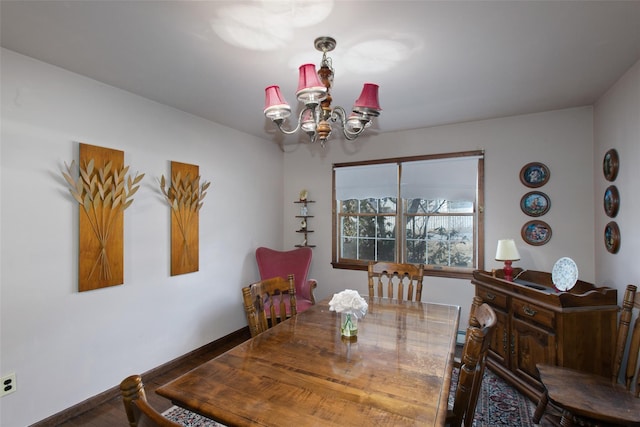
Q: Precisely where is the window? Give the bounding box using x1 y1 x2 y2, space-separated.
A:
332 151 484 278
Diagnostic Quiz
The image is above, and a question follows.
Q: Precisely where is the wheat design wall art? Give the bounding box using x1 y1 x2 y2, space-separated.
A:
159 162 210 276
62 143 144 292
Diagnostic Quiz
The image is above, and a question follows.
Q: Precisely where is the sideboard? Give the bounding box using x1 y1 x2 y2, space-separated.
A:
471 269 618 402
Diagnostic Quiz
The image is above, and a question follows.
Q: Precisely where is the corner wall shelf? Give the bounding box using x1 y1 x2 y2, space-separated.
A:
294 199 315 248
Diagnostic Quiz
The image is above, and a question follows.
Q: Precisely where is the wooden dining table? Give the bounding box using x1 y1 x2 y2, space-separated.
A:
157 296 461 426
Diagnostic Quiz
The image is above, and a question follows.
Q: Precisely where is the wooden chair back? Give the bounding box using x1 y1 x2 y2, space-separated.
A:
242 274 297 337
448 303 497 427
120 375 181 427
614 284 640 393
467 295 484 327
452 295 485 363
533 284 640 426
368 262 425 301
450 296 488 416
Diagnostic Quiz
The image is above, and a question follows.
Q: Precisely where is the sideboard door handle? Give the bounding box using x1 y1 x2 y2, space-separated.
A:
485 292 496 301
523 306 537 317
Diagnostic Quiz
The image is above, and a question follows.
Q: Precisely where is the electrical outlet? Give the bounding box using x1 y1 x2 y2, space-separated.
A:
1 373 17 397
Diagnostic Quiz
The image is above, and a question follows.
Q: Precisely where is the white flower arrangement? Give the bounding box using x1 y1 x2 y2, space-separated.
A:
329 289 368 319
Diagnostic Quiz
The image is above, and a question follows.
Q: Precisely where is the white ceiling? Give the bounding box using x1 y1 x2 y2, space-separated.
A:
2 1 639 145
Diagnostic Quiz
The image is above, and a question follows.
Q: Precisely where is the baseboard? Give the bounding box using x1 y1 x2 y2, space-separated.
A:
30 327 250 427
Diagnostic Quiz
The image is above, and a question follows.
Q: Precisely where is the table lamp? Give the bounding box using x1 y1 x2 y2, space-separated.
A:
495 239 521 281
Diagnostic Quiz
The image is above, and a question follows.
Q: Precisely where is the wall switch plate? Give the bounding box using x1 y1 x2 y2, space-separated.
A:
1 373 17 397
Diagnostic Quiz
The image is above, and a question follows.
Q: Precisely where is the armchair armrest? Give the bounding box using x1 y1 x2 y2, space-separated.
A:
305 279 318 304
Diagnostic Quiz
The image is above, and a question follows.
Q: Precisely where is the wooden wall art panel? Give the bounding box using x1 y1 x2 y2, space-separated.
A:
160 162 210 276
62 143 144 292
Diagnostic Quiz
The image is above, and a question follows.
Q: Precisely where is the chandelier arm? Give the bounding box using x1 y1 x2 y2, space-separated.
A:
342 126 366 140
329 107 366 141
329 106 348 125
273 107 316 135
342 128 366 140
274 121 300 135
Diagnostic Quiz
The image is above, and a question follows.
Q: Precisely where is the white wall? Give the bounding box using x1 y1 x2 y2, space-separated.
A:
594 59 640 296
283 106 595 329
0 49 283 427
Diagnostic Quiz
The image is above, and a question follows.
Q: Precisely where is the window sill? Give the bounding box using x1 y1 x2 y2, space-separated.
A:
331 261 474 280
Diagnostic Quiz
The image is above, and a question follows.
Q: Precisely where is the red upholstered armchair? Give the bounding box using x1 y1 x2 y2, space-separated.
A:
255 247 317 313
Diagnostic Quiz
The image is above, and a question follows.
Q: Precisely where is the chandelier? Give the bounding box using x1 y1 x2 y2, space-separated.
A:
263 36 381 147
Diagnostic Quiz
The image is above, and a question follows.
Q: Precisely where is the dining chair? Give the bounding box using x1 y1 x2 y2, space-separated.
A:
448 296 485 414
453 296 485 365
120 375 182 427
533 284 640 427
242 274 297 337
255 247 317 313
447 303 497 427
367 261 425 301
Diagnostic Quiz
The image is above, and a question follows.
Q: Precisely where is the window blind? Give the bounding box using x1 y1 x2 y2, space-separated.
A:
401 157 479 201
336 156 479 201
335 163 398 200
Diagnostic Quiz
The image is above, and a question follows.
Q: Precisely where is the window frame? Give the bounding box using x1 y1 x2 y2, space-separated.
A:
331 150 484 279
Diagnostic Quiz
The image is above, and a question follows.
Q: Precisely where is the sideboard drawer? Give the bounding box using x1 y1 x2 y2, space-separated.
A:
477 285 507 310
512 298 554 329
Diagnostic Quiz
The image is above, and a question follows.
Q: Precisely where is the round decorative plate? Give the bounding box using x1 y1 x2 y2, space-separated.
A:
604 221 620 254
520 162 550 188
603 149 619 182
603 185 619 218
521 220 552 246
552 257 578 291
520 191 550 217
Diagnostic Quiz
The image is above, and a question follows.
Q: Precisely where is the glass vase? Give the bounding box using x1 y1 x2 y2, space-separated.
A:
340 311 358 339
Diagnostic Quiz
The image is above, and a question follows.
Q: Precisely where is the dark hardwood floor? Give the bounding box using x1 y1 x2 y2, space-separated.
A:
47 332 248 427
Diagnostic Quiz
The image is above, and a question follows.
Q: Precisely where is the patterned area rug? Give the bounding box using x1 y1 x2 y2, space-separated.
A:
449 367 538 426
162 406 224 426
162 368 537 427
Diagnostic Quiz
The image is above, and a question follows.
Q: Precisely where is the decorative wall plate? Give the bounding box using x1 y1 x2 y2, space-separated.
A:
521 220 552 246
604 221 620 254
552 257 578 291
603 149 619 182
603 185 619 218
520 162 550 188
520 191 550 217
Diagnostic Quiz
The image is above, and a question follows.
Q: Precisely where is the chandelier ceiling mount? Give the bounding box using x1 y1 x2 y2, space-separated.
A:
264 36 381 147
314 35 336 53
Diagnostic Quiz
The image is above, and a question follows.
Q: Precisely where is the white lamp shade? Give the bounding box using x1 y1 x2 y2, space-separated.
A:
495 239 520 261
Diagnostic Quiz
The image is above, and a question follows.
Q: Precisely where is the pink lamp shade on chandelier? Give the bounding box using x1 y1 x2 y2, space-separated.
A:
295 63 328 104
264 85 291 121
353 83 382 112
